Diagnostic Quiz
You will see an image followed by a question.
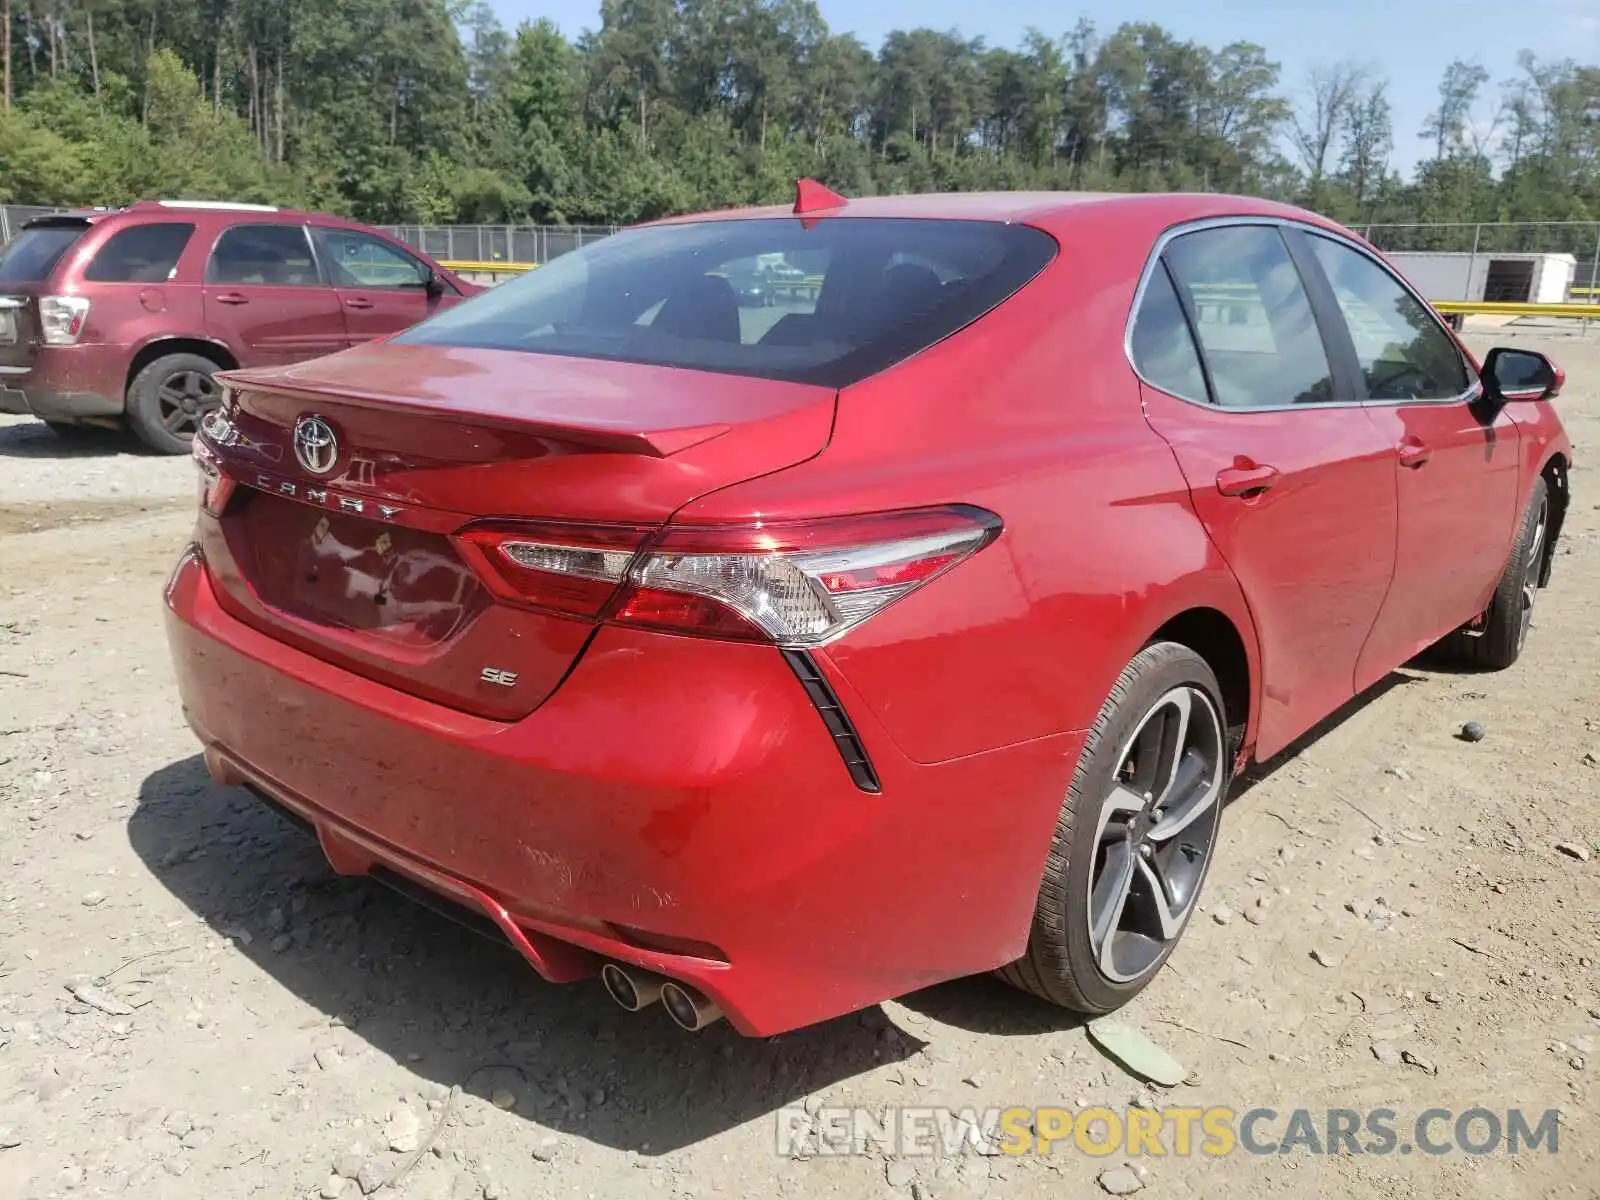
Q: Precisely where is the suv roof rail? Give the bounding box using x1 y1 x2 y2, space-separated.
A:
151 199 281 212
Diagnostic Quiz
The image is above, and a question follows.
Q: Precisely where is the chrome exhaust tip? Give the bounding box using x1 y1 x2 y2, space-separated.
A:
600 962 665 1012
660 980 723 1031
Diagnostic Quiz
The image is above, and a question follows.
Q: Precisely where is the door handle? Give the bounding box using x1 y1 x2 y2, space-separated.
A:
344 297 375 310
214 292 249 305
1216 463 1280 497
1397 438 1432 469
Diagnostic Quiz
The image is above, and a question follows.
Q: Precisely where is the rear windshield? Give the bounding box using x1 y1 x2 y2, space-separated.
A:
394 218 1057 387
0 222 88 283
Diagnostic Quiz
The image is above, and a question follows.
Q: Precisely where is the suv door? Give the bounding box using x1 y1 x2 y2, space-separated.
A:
202 223 346 366
309 226 452 347
1296 230 1523 686
1132 222 1399 760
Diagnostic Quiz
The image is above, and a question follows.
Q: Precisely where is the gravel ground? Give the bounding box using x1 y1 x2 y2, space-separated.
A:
1 328 1597 1200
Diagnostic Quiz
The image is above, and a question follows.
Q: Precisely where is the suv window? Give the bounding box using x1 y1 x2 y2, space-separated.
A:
0 222 88 283
206 224 322 287
313 228 432 289
1130 265 1208 403
84 223 194 283
1164 225 1337 409
394 218 1057 388
1305 234 1470 402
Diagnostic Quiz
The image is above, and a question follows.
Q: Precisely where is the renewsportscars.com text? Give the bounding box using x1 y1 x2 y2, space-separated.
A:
776 1105 1561 1158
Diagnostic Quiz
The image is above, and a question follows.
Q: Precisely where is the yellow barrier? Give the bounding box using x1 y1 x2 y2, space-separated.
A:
1430 300 1600 319
440 260 537 273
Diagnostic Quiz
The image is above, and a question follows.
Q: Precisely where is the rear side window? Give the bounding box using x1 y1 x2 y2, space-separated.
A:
1164 226 1337 409
84 223 195 283
394 218 1057 388
1130 266 1208 403
0 222 88 283
206 224 322 287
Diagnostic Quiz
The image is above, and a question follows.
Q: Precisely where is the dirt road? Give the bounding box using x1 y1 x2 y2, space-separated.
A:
1 329 1596 1200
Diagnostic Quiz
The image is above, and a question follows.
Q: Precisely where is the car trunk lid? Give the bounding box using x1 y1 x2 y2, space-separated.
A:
197 343 837 719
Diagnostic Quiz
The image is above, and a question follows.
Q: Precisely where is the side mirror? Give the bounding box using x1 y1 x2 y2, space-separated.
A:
423 267 447 298
1483 346 1563 403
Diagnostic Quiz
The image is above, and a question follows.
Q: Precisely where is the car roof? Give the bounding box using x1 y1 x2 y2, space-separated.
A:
641 190 1344 239
32 201 381 230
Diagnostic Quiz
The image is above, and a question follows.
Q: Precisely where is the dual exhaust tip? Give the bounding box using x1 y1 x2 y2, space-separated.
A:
599 962 722 1031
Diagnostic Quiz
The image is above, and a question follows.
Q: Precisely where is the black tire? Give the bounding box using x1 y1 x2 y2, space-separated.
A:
125 353 224 455
999 642 1230 1014
1434 477 1550 671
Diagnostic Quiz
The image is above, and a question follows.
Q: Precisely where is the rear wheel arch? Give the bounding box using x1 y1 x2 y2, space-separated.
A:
124 337 238 400
1148 606 1255 767
1099 561 1263 766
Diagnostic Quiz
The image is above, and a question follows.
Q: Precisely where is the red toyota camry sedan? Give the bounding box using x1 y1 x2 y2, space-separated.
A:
163 185 1573 1036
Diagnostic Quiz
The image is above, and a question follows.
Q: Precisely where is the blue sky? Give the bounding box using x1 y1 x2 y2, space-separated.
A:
494 0 1600 175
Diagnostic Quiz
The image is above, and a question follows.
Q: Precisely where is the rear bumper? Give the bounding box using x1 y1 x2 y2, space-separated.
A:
162 546 1082 1035
0 345 129 418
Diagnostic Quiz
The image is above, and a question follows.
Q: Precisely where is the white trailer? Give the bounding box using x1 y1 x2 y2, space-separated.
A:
1381 251 1577 304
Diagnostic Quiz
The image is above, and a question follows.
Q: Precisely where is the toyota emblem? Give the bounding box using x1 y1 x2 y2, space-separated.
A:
293 415 339 476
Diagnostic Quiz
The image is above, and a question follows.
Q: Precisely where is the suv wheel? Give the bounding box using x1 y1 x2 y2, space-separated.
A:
126 353 224 454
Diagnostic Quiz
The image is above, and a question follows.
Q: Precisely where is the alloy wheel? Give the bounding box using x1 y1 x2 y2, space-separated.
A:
1085 685 1225 984
156 370 221 440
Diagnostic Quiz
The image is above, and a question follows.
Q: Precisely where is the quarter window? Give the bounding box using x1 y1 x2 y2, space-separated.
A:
205 224 322 287
1305 234 1470 401
1163 226 1337 409
84 223 194 283
1130 265 1208 403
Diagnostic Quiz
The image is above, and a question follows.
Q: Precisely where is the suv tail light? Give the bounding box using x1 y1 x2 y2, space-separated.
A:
38 295 91 345
453 506 1002 647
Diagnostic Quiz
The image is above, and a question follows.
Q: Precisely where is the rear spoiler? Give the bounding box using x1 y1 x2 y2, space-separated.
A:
216 371 732 459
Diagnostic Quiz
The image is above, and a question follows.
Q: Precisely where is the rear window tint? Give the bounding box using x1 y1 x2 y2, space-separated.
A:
394 218 1057 387
84 223 195 283
0 223 88 283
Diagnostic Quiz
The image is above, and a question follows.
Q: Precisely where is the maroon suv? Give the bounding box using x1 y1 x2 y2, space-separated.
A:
0 201 480 453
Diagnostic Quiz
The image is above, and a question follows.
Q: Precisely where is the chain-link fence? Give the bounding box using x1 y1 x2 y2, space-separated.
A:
378 224 616 264
1363 222 1600 294
0 204 71 242
6 202 1600 294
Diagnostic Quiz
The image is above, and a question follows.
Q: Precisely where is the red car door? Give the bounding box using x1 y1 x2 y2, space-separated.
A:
1132 223 1398 760
1294 231 1524 688
310 227 454 347
202 223 346 366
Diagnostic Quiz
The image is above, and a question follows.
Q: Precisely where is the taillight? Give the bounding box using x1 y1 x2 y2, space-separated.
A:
452 506 1001 647
38 295 91 345
191 425 236 516
455 521 650 618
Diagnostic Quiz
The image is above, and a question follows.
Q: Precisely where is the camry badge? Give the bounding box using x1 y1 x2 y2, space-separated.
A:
293 415 339 476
